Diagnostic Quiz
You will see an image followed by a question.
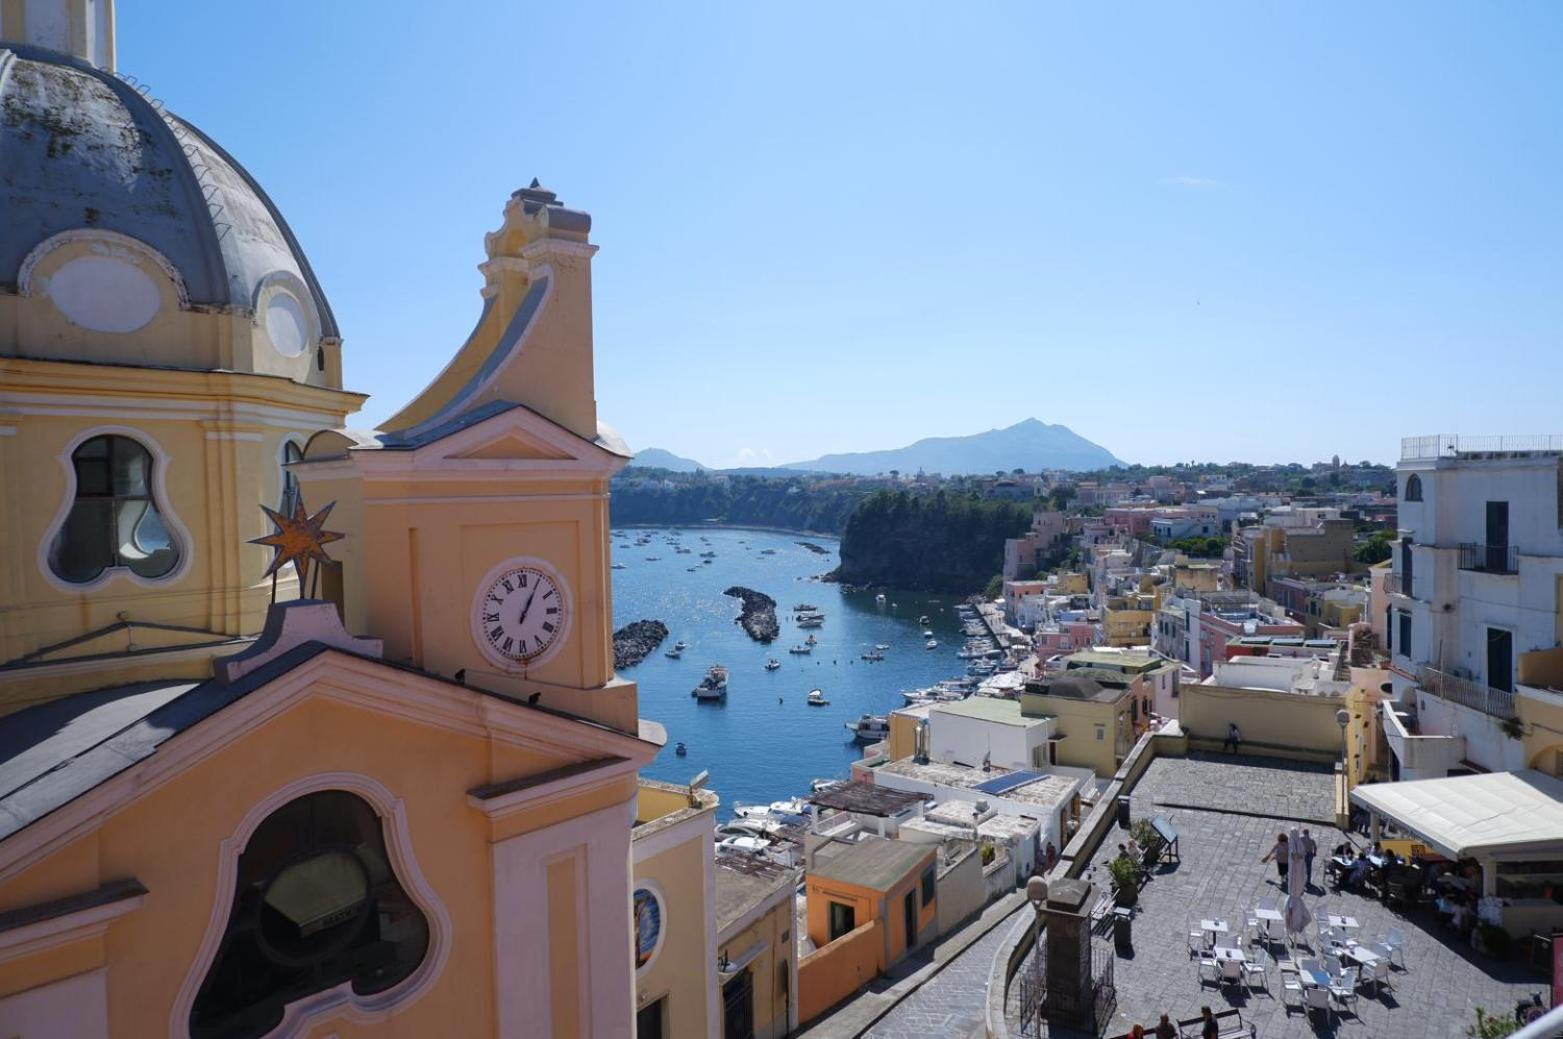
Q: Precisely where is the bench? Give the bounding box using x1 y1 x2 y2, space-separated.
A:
1151 814 1180 864
1177 1007 1254 1038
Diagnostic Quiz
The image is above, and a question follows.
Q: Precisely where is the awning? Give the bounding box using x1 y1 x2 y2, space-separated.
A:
1350 770 1563 860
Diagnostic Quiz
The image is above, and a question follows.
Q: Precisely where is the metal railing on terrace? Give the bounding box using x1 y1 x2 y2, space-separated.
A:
1419 665 1516 719
1384 570 1411 596
1401 434 1563 461
1457 542 1519 575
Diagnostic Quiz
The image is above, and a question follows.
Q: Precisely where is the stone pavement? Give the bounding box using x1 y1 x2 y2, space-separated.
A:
1072 755 1541 1039
799 890 1028 1039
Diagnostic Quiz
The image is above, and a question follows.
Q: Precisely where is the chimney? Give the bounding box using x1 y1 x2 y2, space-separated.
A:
1 0 115 69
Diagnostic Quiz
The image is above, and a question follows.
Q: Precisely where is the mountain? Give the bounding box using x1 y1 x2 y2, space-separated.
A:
627 447 706 472
781 419 1125 476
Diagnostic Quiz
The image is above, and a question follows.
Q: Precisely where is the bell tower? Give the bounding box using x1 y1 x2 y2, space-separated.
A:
0 0 116 69
296 184 638 733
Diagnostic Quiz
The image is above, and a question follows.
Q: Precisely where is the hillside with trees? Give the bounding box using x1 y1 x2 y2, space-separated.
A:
830 490 1033 593
609 473 869 533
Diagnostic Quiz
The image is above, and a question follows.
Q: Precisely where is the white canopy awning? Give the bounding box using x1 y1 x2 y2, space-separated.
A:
1350 770 1563 861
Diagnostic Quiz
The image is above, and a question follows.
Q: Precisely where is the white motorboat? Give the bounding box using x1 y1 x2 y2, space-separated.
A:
611 563 627 570
674 640 688 651
860 650 884 661
875 593 887 604
691 664 728 701
810 778 844 794
797 614 824 629
921 629 935 638
919 615 930 625
793 603 817 612
716 835 768 857
925 639 938 650
875 643 891 651
807 689 829 706
764 658 781 671
805 634 818 646
844 714 890 744
788 644 812 655
664 646 682 659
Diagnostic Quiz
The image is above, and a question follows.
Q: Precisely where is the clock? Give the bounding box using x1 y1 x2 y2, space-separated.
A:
471 557 572 671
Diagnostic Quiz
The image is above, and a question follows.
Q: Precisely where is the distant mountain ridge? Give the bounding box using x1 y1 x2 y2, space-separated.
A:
781 419 1125 475
627 447 706 472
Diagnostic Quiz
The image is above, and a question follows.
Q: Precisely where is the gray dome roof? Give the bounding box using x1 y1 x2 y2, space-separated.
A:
0 44 337 337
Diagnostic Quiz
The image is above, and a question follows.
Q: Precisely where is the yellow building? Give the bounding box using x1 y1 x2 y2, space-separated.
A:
714 856 798 1039
0 7 713 1037
1020 671 1135 777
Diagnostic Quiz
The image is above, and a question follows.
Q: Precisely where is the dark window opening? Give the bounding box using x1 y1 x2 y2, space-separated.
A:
189 790 430 1039
280 440 305 514
49 434 181 583
1398 612 1412 661
1488 627 1514 694
636 996 666 1039
722 968 755 1039
1403 474 1423 502
827 901 856 942
921 866 936 906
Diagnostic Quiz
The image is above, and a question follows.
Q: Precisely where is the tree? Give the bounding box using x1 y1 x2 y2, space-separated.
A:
1465 1007 1518 1038
984 573 1004 599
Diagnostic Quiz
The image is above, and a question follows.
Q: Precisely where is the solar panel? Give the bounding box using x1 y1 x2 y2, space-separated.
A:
972 769 1047 795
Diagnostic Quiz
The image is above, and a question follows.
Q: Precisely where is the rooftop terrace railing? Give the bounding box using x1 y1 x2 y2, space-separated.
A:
1401 434 1563 461
1419 664 1516 720
1458 542 1519 575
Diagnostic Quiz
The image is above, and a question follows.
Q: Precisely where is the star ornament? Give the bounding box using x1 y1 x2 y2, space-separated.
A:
250 499 345 590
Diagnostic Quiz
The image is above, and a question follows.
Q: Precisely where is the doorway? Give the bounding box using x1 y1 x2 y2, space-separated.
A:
722 969 755 1039
1485 501 1510 571
635 996 665 1039
828 901 855 942
1488 627 1514 693
903 889 918 953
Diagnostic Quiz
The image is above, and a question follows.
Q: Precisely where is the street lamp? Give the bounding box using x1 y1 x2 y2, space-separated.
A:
1335 707 1350 783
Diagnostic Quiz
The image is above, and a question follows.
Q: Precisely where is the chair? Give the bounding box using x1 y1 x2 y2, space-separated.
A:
1197 952 1220 985
1364 951 1393 996
1383 927 1407 968
1220 957 1244 987
1243 949 1269 992
1302 983 1334 1023
1281 970 1304 1009
1215 931 1239 951
1245 914 1263 946
1188 928 1207 956
1323 953 1344 977
1329 966 1360 1015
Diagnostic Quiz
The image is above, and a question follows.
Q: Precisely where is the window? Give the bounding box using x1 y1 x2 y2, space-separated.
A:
636 997 666 1039
1398 612 1412 660
1403 474 1423 502
49 434 181 583
633 887 664 970
921 866 936 906
827 901 856 942
280 439 304 514
188 791 430 1039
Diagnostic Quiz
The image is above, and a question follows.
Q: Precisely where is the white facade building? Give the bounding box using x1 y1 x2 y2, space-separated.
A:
1386 435 1563 778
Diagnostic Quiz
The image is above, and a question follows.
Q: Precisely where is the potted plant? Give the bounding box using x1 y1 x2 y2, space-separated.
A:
1109 854 1140 907
1130 818 1163 866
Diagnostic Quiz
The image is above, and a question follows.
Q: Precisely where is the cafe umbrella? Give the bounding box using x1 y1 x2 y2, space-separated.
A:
1284 826 1313 941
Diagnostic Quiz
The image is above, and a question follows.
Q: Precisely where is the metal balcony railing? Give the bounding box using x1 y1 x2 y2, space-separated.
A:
1401 434 1563 461
1457 542 1518 574
1419 665 1516 719
1384 570 1411 596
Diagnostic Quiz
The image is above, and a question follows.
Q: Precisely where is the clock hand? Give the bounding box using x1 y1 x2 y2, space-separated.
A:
516 584 541 629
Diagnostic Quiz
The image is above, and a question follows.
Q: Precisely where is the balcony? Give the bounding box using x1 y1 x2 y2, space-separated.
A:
1401 433 1563 461
1457 542 1518 574
1384 570 1411 596
1419 664 1516 720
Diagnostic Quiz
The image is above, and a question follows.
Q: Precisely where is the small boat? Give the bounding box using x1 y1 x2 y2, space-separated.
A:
805 635 818 646
716 835 768 857
860 650 884 661
925 639 938 650
691 664 728 701
764 658 781 671
645 556 661 561
797 615 824 629
808 689 829 706
875 593 887 604
674 640 687 650
675 742 687 756
919 615 930 625
921 629 934 638
793 603 817 611
844 714 890 744
699 551 717 559
665 646 683 659
788 644 812 655
760 548 776 555
810 777 844 794
686 566 698 572
611 563 627 570
875 643 890 651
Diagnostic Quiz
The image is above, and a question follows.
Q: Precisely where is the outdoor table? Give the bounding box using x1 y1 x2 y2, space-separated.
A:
1368 853 1389 868
1254 903 1285 938
1212 947 1247 964
1200 918 1229 936
1341 943 1380 966
1326 913 1359 930
1299 966 1332 988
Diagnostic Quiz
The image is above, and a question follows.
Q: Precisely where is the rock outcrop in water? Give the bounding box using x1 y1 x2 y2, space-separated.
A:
613 619 668 669
796 541 830 555
723 586 779 643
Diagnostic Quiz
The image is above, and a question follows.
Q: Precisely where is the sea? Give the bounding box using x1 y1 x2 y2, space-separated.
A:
611 525 976 818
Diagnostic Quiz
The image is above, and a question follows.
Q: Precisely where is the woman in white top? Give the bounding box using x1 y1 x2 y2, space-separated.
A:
1260 832 1290 885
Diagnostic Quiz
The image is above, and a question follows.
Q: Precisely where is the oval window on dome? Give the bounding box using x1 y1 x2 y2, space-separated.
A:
265 290 312 357
46 255 161 333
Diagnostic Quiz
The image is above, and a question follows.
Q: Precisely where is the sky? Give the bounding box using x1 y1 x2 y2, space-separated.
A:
120 2 1562 469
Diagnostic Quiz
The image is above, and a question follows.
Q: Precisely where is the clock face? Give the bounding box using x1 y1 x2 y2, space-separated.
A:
472 559 571 670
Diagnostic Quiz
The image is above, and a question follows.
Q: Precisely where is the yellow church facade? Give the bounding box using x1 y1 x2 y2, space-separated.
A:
0 4 721 1037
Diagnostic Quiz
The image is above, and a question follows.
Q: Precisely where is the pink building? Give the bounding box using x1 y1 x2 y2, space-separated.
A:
1104 507 1157 537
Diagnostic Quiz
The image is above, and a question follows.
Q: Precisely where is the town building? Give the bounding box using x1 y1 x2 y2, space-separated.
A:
0 8 717 1035
1383 434 1563 780
713 856 799 1039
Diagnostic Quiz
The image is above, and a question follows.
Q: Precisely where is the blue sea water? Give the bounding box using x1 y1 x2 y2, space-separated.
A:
611 526 975 817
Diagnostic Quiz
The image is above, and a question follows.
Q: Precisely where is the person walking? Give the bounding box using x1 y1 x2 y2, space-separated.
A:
1301 828 1318 889
1154 1013 1177 1039
1200 1006 1220 1039
1222 722 1243 753
1260 832 1290 885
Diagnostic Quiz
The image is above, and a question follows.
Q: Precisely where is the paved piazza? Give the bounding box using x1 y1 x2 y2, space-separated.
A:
1064 754 1544 1038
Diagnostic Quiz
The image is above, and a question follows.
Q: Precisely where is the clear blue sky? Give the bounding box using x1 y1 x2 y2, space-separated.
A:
122 2 1561 469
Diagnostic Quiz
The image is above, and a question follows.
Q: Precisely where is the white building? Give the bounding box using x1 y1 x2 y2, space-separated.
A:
1385 434 1563 778
926 697 1057 771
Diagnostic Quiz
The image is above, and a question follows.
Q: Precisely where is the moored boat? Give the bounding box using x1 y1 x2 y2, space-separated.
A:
691 664 729 701
807 689 829 706
844 714 889 744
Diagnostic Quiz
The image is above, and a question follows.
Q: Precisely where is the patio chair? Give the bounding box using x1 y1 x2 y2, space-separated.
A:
1215 932 1239 950
1243 949 1269 992
1329 966 1360 1015
1281 970 1304 1009
1323 953 1344 977
1220 957 1245 988
1188 927 1207 956
1383 927 1407 968
1245 914 1263 946
1302 983 1334 1024
1364 950 1393 996
1197 952 1221 986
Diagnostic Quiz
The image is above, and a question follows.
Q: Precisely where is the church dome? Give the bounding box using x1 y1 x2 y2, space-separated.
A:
0 42 337 358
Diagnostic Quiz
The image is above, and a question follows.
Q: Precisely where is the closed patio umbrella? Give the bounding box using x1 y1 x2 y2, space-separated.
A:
1284 826 1313 938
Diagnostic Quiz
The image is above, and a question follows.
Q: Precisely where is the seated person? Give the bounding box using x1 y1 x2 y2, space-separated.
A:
1346 854 1373 890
